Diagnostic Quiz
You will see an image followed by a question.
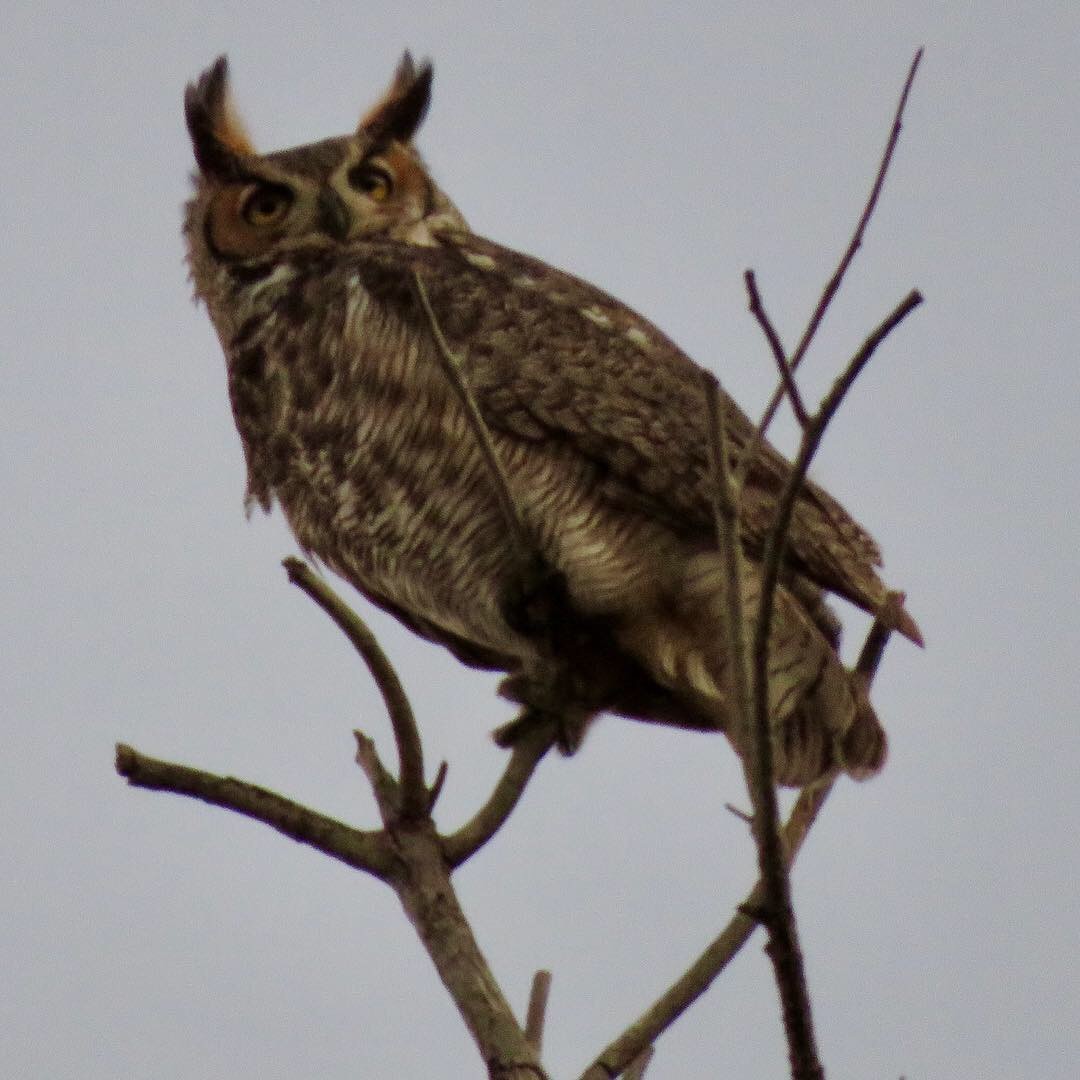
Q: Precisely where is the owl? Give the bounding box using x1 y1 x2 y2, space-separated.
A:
183 54 920 786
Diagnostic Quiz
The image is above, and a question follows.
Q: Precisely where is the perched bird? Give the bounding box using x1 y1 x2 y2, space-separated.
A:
183 54 919 785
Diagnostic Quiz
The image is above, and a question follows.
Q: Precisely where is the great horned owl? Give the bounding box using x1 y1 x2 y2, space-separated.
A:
182 54 919 786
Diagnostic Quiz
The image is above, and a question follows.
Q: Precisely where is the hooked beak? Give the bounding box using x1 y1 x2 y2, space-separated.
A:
316 190 351 241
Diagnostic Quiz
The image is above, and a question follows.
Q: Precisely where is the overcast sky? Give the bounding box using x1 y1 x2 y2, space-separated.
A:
5 3 1078 1078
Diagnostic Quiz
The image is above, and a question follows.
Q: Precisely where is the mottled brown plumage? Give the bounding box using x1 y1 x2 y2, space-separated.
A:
183 54 918 785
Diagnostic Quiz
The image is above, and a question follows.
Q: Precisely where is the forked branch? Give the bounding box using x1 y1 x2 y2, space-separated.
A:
117 560 553 1079
747 288 921 1080
739 47 924 472
702 366 823 1080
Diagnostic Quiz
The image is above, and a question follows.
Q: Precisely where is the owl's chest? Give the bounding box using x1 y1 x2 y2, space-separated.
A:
280 391 525 657
270 332 496 535
223 276 465 498
282 380 497 561
224 293 519 627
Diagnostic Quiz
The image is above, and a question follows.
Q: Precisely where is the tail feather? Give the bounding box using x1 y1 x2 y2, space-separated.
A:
615 550 889 786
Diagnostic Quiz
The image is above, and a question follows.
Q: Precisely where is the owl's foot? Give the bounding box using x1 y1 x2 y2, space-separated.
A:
493 675 596 754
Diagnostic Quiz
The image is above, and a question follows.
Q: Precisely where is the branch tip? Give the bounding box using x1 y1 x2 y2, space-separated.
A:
115 742 136 776
525 969 553 1052
428 760 449 812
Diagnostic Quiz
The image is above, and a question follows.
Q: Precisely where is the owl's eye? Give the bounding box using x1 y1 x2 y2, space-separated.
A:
348 164 393 201
240 183 294 227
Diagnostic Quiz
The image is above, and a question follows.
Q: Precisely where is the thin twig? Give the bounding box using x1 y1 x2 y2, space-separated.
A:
427 760 449 812
745 269 808 428
740 48 924 468
354 731 402 823
811 289 923 438
700 369 754 743
283 557 428 820
443 721 556 866
115 743 395 877
413 271 534 566
525 970 553 1052
739 508 815 1072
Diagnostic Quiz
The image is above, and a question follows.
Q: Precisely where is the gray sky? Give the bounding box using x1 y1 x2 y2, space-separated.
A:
5 3 1078 1078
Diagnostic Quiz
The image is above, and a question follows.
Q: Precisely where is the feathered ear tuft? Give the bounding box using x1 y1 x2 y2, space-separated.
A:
356 51 434 147
185 55 256 177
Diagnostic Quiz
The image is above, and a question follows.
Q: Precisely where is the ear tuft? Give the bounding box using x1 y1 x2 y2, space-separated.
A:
357 52 434 147
394 50 418 86
185 55 256 177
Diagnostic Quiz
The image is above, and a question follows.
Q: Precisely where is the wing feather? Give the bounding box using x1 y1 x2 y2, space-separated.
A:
342 236 919 640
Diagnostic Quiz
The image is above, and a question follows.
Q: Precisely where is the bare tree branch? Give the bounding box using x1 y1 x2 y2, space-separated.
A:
427 759 449 812
118 719 549 1075
723 59 926 1070
742 290 921 1080
855 596 900 677
787 48 924 374
854 613 895 680
121 554 558 1076
811 290 924 443
390 817 549 1080
277 562 551 1072
444 721 557 866
115 743 395 877
707 394 819 1079
701 370 806 1064
283 556 429 818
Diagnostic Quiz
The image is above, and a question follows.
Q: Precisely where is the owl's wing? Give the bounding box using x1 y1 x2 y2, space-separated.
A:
348 235 919 641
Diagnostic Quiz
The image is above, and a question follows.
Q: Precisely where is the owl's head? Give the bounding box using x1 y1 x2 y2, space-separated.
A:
183 53 466 278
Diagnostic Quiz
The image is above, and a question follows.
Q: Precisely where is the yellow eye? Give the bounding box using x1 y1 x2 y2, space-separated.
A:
348 164 393 201
240 183 294 226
